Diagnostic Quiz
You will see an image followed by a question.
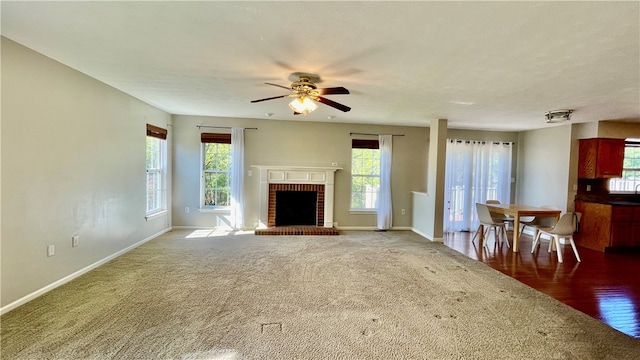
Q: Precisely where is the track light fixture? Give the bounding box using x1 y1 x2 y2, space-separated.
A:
545 109 573 123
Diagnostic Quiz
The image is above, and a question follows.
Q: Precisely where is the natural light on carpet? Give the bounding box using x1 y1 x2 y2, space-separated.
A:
186 229 254 238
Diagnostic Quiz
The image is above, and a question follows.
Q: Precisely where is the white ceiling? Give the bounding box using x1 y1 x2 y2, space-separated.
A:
2 1 639 131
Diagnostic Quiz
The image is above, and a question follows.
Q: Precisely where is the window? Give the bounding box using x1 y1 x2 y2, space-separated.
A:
201 133 232 208
609 139 640 193
351 139 380 210
443 140 513 232
146 124 167 215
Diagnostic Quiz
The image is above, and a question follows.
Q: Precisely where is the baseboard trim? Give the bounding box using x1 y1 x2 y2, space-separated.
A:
412 227 430 239
0 227 172 316
411 228 443 242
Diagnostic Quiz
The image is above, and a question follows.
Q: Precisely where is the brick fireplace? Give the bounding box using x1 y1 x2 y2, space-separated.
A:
268 183 324 227
252 165 341 230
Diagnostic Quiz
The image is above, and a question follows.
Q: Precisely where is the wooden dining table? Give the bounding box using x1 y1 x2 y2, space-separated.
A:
484 203 561 252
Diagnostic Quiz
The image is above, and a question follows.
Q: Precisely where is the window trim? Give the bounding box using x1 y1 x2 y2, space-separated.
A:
200 133 232 209
350 139 381 211
147 124 167 140
609 139 640 194
146 124 167 216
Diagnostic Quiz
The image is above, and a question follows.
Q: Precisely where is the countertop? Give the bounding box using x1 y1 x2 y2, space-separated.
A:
575 194 640 206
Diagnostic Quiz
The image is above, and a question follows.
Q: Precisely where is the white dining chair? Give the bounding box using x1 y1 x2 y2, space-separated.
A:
485 199 514 230
472 203 510 248
521 205 558 241
533 212 582 263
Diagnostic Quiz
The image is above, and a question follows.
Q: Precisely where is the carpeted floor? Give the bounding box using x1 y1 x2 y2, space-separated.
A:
2 230 639 359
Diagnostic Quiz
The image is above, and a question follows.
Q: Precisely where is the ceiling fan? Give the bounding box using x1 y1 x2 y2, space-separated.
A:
250 73 351 115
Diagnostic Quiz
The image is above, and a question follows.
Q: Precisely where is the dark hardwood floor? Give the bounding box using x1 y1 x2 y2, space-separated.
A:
442 230 640 340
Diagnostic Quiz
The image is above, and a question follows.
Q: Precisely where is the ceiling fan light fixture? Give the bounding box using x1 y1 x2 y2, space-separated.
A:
545 109 573 123
289 96 317 115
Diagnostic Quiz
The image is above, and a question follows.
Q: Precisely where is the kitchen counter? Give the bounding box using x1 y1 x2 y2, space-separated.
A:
575 194 640 206
608 201 640 206
574 199 640 252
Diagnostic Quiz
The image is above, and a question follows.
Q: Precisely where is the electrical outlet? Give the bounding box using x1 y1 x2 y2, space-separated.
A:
586 185 592 192
401 209 406 215
248 170 253 176
331 162 338 166
185 207 190 213
47 245 55 257
72 235 79 247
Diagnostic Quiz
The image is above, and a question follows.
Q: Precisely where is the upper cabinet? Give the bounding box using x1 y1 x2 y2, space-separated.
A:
578 138 625 178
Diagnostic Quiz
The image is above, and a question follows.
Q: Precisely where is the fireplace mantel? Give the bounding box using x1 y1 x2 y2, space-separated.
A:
252 165 342 229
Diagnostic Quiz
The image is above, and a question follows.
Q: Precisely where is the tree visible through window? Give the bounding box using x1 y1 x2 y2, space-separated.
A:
351 139 380 210
609 139 640 192
201 133 232 207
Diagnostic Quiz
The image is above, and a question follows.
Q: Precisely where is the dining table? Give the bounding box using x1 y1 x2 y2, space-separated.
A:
484 203 561 252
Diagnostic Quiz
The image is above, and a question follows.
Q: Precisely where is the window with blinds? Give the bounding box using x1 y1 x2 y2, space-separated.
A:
609 139 640 193
201 133 232 207
146 124 167 215
350 139 380 210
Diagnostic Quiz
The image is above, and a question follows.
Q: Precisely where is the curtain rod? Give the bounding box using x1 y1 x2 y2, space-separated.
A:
350 132 404 137
196 125 258 130
449 139 515 145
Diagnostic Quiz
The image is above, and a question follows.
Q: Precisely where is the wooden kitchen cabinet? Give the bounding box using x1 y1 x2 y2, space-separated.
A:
578 138 625 178
574 201 640 251
611 206 633 247
633 207 640 247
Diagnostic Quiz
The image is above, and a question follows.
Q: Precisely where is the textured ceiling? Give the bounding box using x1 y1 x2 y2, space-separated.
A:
2 1 639 131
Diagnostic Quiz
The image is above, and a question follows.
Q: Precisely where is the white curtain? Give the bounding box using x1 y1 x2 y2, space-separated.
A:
230 127 244 230
377 135 393 230
443 139 512 232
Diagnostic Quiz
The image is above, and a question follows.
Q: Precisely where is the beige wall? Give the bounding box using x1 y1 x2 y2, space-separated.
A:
5 34 632 313
171 115 430 229
1 38 172 310
597 120 640 139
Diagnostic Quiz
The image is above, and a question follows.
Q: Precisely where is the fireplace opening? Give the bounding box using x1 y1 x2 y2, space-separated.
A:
275 191 317 226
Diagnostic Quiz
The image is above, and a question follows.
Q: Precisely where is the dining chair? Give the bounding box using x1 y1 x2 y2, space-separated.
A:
521 205 558 241
533 212 582 263
485 199 514 230
472 203 510 248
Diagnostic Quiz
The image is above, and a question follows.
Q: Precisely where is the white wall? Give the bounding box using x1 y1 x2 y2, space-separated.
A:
516 125 572 210
1 38 172 310
171 115 429 229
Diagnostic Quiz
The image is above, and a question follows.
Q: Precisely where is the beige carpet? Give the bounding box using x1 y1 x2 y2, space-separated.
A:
2 230 639 359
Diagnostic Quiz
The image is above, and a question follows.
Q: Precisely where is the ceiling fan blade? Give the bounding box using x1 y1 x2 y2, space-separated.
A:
318 87 350 95
265 83 292 91
293 111 302 115
315 96 351 112
250 95 289 103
